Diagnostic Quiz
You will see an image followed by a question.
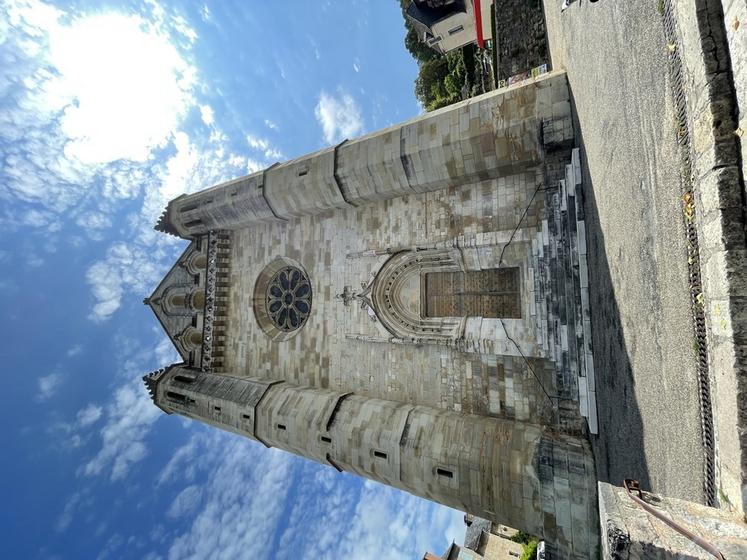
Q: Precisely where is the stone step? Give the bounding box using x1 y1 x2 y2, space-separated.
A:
531 149 597 434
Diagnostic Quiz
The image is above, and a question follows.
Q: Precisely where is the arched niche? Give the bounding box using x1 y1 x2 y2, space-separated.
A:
369 245 530 355
370 249 466 343
162 286 207 316
176 326 203 353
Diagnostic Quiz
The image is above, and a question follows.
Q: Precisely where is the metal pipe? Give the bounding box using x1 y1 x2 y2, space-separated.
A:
623 479 725 560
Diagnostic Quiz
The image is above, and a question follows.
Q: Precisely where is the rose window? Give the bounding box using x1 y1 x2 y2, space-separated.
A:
266 266 312 332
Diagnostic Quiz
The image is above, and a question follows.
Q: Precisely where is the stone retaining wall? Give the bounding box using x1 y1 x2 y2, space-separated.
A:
673 0 747 516
598 481 747 558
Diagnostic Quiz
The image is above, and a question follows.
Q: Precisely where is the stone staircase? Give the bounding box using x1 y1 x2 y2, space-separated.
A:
533 148 598 434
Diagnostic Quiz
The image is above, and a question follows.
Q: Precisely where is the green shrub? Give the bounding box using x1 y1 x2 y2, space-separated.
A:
519 539 538 560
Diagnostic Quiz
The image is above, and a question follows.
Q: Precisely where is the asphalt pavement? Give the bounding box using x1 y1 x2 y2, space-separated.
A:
543 0 706 502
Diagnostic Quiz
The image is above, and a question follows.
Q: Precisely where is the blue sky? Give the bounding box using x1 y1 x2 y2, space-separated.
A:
0 1 465 558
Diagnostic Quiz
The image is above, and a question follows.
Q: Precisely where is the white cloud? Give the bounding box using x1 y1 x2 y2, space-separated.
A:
55 492 81 533
66 344 83 357
76 404 103 427
167 485 202 519
245 133 283 161
264 118 278 131
314 90 364 145
22 209 60 230
75 212 111 231
26 253 44 267
165 434 294 560
0 0 197 216
157 437 199 487
200 4 211 23
49 13 195 165
82 377 162 480
199 105 214 126
37 372 63 401
86 242 168 322
274 467 463 560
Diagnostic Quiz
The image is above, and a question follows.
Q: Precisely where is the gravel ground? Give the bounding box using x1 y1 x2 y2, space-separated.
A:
543 0 706 502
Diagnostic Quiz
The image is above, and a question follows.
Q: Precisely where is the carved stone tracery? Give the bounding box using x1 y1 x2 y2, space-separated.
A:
371 248 467 344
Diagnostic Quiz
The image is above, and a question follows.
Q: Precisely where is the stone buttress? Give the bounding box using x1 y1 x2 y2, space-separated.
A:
145 365 597 557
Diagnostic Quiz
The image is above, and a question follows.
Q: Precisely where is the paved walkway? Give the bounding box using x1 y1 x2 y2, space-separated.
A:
543 0 706 502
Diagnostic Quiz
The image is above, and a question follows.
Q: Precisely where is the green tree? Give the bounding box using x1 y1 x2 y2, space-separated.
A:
397 0 470 111
404 25 438 63
414 57 450 109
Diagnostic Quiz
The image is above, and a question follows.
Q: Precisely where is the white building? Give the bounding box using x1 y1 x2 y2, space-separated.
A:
405 0 494 54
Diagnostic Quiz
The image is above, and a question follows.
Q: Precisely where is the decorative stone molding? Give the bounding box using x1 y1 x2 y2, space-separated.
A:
371 249 467 344
201 231 231 372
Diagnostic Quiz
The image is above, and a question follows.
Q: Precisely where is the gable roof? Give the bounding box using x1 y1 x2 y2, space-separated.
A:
144 241 199 361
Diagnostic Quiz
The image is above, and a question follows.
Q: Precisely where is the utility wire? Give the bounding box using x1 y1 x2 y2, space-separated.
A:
495 180 573 407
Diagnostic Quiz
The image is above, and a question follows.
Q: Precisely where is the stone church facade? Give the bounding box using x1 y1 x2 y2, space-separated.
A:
143 71 598 558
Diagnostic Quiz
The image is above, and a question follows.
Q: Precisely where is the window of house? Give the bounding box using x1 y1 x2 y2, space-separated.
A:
424 268 521 318
448 25 464 35
373 450 388 459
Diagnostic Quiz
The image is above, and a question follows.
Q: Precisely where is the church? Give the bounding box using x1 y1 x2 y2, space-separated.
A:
142 70 598 558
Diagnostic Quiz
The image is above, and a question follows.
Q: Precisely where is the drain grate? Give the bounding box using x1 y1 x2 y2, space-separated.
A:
660 0 717 507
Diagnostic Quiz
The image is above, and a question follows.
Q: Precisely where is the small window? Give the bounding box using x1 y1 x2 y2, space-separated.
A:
448 25 464 35
437 467 453 479
166 391 187 403
320 436 332 444
277 424 287 431
373 450 388 460
180 203 198 213
213 406 221 412
298 169 308 177
184 219 203 229
174 374 194 384
242 414 251 420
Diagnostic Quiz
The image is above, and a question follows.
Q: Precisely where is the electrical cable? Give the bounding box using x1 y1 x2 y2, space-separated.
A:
496 180 574 407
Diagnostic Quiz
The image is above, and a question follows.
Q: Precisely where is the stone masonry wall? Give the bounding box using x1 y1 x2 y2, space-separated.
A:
598 481 747 558
494 0 549 81
165 72 573 236
154 365 598 558
674 0 747 515
224 166 557 428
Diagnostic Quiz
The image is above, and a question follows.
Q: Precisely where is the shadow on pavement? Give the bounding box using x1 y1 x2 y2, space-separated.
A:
568 87 651 491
